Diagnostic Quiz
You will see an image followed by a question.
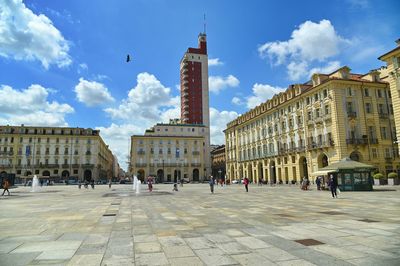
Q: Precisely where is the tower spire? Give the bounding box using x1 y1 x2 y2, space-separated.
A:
203 14 206 34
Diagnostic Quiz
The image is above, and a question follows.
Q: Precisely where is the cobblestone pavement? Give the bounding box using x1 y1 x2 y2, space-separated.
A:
0 183 399 266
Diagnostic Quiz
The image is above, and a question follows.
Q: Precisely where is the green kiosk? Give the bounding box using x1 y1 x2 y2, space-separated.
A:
318 158 375 191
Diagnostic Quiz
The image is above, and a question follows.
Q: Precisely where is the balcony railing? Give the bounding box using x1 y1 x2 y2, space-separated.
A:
347 111 357 118
379 112 389 119
369 138 379 144
192 151 200 155
191 163 201 167
135 163 147 167
346 138 368 145
137 151 145 155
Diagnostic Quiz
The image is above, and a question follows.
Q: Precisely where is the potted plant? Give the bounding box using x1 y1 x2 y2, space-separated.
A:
373 173 387 185
388 172 399 185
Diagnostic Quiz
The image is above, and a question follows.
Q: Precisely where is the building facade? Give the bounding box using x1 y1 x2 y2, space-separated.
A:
130 123 207 182
225 66 400 184
379 40 400 156
180 33 211 177
0 125 114 182
211 145 226 180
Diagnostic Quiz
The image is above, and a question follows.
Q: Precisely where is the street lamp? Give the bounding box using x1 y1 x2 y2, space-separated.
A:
162 159 165 183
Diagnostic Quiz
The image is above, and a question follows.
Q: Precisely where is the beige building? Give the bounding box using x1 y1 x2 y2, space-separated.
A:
379 40 400 156
130 123 207 182
225 66 400 184
0 125 114 182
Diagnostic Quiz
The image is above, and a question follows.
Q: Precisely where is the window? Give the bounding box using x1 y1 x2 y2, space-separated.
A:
307 111 312 120
315 108 320 118
378 104 385 114
377 89 382 98
364 88 370 97
314 94 318 101
306 97 310 105
372 148 378 158
159 148 163 154
323 90 328 98
365 103 372 114
346 102 353 113
19 137 23 143
381 127 388 139
324 105 329 115
347 88 352 96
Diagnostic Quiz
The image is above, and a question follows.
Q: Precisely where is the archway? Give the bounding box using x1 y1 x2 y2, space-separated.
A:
270 161 276 184
137 169 145 182
157 169 164 183
239 165 244 179
318 153 329 168
299 156 308 179
42 170 50 177
257 162 263 183
26 171 32 176
192 169 199 182
62 170 70 179
0 171 6 175
84 170 92 181
350 151 361 162
248 163 253 182
174 169 181 183
230 165 235 182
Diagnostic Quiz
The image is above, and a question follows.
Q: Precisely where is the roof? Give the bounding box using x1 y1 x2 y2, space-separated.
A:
319 158 376 171
378 45 400 60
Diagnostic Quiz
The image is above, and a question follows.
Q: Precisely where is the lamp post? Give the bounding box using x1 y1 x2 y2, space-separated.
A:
162 159 165 183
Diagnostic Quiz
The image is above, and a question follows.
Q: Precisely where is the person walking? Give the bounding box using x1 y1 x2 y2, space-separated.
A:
316 176 321 190
243 177 249 192
147 176 153 192
2 178 10 196
328 175 338 198
209 177 214 194
108 179 112 189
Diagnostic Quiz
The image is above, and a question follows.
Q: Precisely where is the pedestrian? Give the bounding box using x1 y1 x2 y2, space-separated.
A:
243 177 249 192
180 178 184 187
78 180 82 189
90 179 95 189
258 178 263 186
147 176 153 192
209 177 214 194
316 176 321 190
328 175 338 198
1 178 10 196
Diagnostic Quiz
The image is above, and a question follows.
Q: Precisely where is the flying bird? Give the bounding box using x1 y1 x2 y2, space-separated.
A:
126 54 132 62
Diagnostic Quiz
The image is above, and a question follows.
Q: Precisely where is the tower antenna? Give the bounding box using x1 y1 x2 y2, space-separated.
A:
203 14 206 34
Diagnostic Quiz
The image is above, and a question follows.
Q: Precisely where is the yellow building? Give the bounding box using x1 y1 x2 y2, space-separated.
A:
0 125 114 182
130 123 207 182
379 40 400 157
225 66 400 184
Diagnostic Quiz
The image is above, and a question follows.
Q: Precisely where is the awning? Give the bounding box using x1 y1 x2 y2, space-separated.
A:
311 170 337 176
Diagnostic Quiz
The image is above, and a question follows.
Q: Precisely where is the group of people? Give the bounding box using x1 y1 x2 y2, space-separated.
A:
78 180 95 189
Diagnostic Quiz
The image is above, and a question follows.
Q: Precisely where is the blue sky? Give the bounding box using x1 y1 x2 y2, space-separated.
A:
1 0 399 170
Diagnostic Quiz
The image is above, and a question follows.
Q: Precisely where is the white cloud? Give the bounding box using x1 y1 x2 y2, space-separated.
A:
0 84 74 126
105 72 177 124
77 63 88 74
0 0 71 69
231 97 243 105
258 19 349 81
209 75 240 94
208 58 224 66
96 123 141 171
309 61 341 76
246 84 285 109
74 78 115 107
210 108 238 145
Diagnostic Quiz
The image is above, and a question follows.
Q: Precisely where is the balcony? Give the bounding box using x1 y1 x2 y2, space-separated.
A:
385 156 393 163
347 111 357 118
379 112 389 119
297 146 306 152
82 164 95 168
369 138 379 144
191 163 201 167
137 151 145 155
61 164 70 168
192 151 200 156
346 138 368 145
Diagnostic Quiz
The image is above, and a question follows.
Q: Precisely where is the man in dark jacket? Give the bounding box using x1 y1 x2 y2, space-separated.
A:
328 174 338 198
2 178 10 196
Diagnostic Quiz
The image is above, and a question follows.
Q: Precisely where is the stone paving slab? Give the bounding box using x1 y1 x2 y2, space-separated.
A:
0 184 399 265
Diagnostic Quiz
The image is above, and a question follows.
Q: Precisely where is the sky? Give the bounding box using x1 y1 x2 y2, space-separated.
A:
1 0 399 170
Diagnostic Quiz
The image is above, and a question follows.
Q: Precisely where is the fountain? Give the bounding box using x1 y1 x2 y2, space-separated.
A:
133 175 137 191
136 180 141 194
31 175 40 192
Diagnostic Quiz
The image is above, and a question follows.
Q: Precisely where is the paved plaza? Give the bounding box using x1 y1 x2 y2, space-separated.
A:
0 183 399 266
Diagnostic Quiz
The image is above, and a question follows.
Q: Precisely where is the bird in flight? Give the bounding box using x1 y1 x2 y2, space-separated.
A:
126 54 132 62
